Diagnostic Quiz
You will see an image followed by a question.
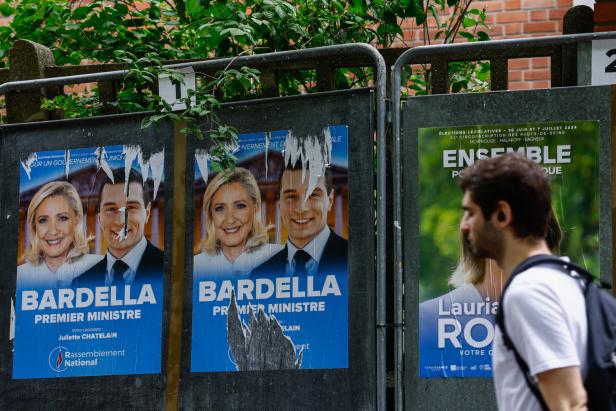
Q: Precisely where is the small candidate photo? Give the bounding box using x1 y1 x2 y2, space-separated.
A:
193 167 282 278
72 168 164 287
251 162 347 278
17 181 102 289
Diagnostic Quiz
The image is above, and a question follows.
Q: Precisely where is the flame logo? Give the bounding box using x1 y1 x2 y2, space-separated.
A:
48 347 68 372
56 351 63 368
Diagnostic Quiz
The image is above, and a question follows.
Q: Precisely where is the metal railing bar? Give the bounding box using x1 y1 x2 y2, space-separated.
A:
396 31 616 67
0 44 382 96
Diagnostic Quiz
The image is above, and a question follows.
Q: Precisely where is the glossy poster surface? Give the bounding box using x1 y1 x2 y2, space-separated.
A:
418 121 600 377
191 126 349 372
13 145 165 378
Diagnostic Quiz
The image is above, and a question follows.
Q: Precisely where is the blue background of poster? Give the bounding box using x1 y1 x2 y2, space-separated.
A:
191 127 349 372
419 287 495 377
13 145 164 379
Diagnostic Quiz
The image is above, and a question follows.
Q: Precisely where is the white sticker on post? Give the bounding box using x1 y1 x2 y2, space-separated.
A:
158 67 196 110
591 39 616 85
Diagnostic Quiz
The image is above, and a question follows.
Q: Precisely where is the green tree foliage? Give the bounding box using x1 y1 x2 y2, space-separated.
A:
0 0 405 65
0 0 490 89
404 0 491 94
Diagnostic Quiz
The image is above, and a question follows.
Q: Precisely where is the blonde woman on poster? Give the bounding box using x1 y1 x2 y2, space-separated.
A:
17 181 102 289
418 208 562 377
194 167 282 278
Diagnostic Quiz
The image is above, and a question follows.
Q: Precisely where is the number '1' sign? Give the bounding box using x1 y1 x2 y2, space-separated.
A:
158 67 196 111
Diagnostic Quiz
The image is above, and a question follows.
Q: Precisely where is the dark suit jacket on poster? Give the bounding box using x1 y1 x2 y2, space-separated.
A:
252 230 347 278
72 241 164 287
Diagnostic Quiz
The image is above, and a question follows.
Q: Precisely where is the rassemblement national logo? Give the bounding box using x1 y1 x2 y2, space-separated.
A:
49 346 68 372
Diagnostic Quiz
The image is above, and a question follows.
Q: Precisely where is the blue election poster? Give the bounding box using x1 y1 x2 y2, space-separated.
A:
13 144 165 378
191 126 349 372
418 121 599 377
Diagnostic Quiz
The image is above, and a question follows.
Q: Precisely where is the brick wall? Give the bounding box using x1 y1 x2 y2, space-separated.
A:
394 0 574 90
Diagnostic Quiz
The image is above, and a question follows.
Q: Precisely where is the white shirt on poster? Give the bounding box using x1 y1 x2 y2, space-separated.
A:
286 226 330 276
194 243 283 279
493 263 588 411
104 236 147 285
17 253 103 289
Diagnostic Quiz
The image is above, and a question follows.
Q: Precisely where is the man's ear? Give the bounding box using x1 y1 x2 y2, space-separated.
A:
145 203 151 223
493 201 512 228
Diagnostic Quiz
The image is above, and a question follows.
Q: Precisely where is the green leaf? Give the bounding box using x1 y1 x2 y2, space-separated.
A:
72 6 89 20
383 10 398 25
405 0 422 17
462 17 477 28
428 5 440 27
0 3 14 17
458 31 475 40
477 31 490 41
221 27 249 37
349 0 365 15
186 0 203 17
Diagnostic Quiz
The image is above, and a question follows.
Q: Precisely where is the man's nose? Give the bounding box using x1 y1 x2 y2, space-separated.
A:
460 218 469 233
295 197 310 212
113 208 126 224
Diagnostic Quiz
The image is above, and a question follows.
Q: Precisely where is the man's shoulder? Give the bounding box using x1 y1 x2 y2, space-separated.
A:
136 241 164 278
326 230 347 246
510 262 582 297
143 241 164 262
72 257 107 286
251 247 287 277
319 229 348 271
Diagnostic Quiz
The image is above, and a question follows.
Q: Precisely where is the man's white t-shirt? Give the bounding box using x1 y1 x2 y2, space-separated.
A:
493 263 588 411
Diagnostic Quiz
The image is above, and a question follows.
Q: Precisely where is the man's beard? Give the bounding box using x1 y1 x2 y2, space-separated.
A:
466 221 504 262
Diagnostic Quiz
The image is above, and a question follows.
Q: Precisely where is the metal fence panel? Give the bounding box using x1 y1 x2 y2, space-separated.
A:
0 113 174 409
181 89 376 410
401 86 612 410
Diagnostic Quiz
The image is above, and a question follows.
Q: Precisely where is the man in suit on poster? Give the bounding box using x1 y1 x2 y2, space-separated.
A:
73 168 163 287
253 163 347 277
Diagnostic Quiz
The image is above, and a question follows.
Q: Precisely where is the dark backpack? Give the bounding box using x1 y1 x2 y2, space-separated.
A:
495 254 616 411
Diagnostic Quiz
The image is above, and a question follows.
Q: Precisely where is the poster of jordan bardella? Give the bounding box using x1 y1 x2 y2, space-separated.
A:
190 126 349 372
12 144 165 379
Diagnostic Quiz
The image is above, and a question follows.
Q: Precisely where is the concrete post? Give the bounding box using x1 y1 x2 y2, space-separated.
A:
6 40 56 123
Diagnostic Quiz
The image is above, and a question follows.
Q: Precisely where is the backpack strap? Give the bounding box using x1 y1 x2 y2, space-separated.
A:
495 254 590 411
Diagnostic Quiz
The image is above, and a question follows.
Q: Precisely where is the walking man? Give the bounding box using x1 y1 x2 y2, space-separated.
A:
458 153 588 410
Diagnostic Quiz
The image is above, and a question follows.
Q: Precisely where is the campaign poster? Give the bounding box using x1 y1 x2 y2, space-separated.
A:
191 126 349 372
13 145 165 379
418 120 600 377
